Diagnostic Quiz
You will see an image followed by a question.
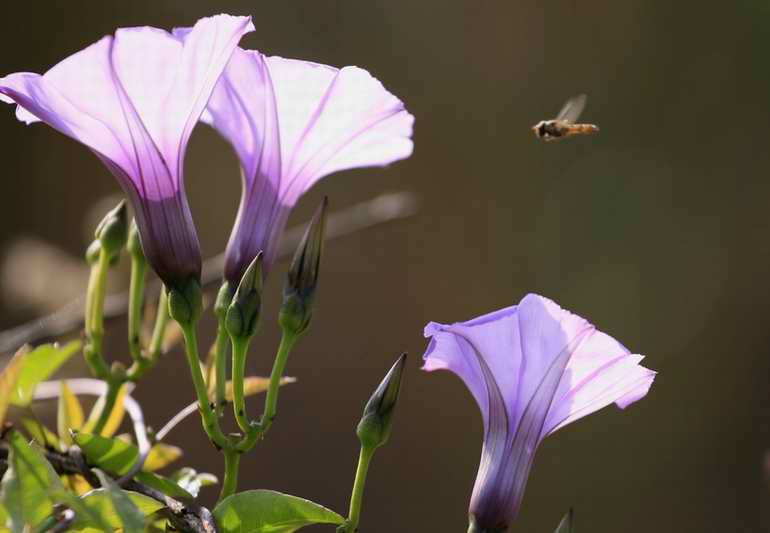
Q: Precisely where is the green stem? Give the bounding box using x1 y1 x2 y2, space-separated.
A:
231 337 250 433
219 448 241 503
179 322 228 449
345 445 375 532
260 332 298 433
90 378 121 435
147 287 170 361
213 323 230 418
127 253 147 364
234 331 298 452
128 288 168 381
84 248 111 380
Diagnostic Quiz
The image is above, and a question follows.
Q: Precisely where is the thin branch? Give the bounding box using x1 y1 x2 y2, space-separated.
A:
0 192 417 353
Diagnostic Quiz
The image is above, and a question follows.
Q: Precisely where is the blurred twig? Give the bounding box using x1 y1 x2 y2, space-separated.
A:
0 192 418 353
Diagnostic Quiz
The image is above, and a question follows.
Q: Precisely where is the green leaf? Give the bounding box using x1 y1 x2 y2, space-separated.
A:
58 381 85 445
73 433 193 499
49 488 112 532
72 488 162 531
135 471 193 500
10 341 80 406
21 417 61 451
555 508 574 533
73 432 138 476
0 430 64 532
91 470 146 533
143 442 182 472
213 490 344 533
0 348 26 428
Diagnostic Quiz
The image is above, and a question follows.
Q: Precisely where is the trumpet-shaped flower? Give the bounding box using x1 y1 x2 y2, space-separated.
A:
422 294 655 532
179 37 414 283
0 15 255 288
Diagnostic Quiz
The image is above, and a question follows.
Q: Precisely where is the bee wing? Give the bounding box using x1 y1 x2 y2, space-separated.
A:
555 94 587 123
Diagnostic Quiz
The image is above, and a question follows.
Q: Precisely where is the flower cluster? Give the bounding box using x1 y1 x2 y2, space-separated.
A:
0 11 658 533
0 14 414 291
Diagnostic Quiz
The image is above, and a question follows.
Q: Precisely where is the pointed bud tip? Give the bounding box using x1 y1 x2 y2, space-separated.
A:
226 252 264 340
280 199 329 336
238 251 264 294
356 353 407 449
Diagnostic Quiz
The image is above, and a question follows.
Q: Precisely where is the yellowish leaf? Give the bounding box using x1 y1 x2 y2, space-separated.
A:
143 443 183 472
115 433 133 443
67 474 92 495
0 347 27 427
225 376 296 401
57 381 84 445
83 384 128 437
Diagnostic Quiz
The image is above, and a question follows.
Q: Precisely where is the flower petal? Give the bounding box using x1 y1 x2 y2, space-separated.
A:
200 49 414 281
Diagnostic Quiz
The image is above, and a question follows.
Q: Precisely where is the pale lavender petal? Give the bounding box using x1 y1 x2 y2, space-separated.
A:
0 15 254 287
422 293 655 530
264 57 414 204
200 47 414 282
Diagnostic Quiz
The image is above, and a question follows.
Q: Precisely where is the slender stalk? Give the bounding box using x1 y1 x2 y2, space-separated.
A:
83 248 111 380
219 448 241 503
230 337 250 434
260 332 298 433
179 322 228 449
233 331 298 453
213 323 229 418
147 287 170 361
128 288 168 381
345 445 375 533
127 252 147 364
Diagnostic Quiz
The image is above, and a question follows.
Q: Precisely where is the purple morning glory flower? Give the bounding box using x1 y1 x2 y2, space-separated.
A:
180 40 414 283
422 294 656 532
0 15 255 288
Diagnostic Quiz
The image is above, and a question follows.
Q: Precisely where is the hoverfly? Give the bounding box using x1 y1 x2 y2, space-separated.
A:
532 94 599 142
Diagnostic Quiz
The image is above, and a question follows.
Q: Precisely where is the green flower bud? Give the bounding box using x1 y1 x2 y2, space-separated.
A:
85 240 101 265
279 197 327 337
554 509 574 533
126 219 144 260
167 278 203 326
94 200 128 259
226 253 263 340
215 281 234 322
356 353 406 450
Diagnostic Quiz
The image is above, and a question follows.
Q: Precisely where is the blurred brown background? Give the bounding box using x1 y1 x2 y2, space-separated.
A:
1 1 770 531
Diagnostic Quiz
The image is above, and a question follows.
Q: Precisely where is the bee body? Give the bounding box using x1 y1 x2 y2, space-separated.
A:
532 94 599 142
533 120 599 142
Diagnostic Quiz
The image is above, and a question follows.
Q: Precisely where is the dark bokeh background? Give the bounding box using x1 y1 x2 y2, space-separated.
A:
2 1 770 531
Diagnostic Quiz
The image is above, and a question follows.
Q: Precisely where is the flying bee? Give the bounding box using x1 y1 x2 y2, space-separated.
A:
532 94 599 142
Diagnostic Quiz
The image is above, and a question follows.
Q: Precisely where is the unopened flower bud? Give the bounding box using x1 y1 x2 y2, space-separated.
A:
126 219 144 260
94 200 128 259
279 197 327 337
167 278 203 326
554 509 574 533
215 281 234 322
356 353 406 450
226 253 263 340
85 240 101 264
